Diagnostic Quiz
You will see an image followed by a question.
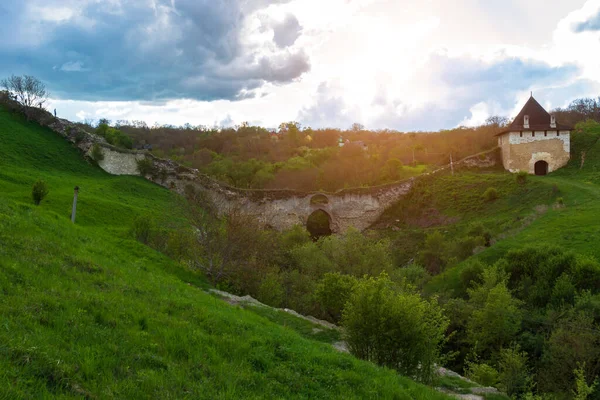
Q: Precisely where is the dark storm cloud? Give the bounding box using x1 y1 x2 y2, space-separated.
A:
0 0 309 102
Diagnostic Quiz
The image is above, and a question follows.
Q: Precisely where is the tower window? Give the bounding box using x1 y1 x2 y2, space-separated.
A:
520 132 523 137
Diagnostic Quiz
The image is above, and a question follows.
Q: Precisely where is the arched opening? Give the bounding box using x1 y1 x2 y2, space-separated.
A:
310 194 329 206
534 160 548 176
306 209 332 239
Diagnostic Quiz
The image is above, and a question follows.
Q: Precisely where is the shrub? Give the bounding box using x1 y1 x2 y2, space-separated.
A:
482 187 499 202
74 130 86 144
498 345 533 397
418 231 448 274
91 143 104 162
573 362 598 400
342 273 449 383
557 197 565 207
31 180 49 205
131 215 154 244
315 272 358 323
516 171 528 185
137 158 157 176
257 272 285 308
465 360 499 386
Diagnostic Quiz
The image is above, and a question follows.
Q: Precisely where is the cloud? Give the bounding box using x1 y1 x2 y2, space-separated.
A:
574 8 600 31
298 54 580 131
0 0 309 102
59 61 88 72
272 14 302 48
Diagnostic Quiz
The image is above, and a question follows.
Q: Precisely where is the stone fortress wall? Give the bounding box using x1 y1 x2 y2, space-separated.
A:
0 93 500 232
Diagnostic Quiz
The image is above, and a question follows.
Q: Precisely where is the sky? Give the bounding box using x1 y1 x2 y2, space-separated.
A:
2 0 600 131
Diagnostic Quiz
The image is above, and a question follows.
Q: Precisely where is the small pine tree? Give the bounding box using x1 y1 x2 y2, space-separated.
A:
32 180 49 206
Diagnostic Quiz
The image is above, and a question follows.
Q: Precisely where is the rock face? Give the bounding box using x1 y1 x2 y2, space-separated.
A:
0 92 500 232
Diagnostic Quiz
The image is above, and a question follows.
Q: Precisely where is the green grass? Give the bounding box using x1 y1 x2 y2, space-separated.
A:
0 106 453 398
435 375 478 394
242 305 342 345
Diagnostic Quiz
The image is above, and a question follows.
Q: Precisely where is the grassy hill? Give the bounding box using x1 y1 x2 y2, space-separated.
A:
0 107 453 398
379 121 600 296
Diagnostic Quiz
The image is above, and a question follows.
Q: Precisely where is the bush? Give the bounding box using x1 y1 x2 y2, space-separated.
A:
91 143 104 162
342 273 449 383
516 171 528 185
315 272 358 323
257 272 285 308
498 345 533 397
32 180 49 205
557 197 565 207
137 158 157 176
131 215 155 244
482 187 499 202
74 130 86 144
465 360 499 386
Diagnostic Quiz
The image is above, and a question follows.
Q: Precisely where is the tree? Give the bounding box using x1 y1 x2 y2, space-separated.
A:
342 273 449 383
466 267 522 358
1 75 48 108
351 123 365 132
485 116 510 128
315 272 357 323
498 344 533 397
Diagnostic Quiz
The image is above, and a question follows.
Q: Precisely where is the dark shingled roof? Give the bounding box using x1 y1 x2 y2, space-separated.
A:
496 96 571 136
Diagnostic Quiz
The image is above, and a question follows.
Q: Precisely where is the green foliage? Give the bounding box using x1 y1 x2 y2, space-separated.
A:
31 179 48 205
465 360 499 387
0 105 453 399
498 344 533 397
466 267 522 357
573 363 598 400
418 231 448 274
130 214 155 244
394 264 431 289
257 272 285 308
314 272 358 323
342 273 449 383
96 122 133 149
482 187 499 202
136 157 157 176
516 171 528 185
91 143 104 162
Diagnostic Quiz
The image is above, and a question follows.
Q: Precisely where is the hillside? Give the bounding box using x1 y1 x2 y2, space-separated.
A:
0 107 454 398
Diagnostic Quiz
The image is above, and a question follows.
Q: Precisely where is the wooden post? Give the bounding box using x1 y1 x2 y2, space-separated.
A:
450 154 454 175
71 186 79 223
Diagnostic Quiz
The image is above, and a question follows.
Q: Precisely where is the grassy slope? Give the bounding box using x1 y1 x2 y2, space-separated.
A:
0 107 450 398
419 142 600 295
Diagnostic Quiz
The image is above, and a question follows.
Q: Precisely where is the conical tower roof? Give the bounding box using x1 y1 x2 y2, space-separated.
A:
497 96 571 135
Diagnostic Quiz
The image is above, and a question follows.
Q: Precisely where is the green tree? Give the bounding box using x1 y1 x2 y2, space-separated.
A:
418 231 448 274
498 344 533 397
315 273 357 322
342 273 449 383
466 267 522 358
